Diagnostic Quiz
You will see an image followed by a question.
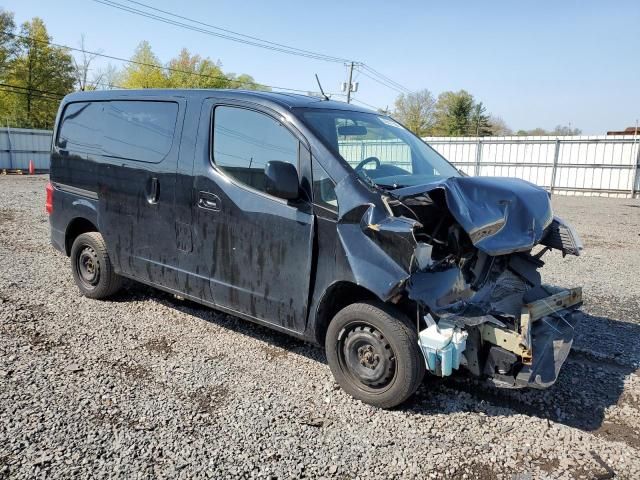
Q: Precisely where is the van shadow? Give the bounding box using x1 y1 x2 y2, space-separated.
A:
110 281 327 363
113 282 639 437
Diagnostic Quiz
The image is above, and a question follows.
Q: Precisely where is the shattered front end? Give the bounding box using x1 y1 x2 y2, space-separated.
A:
461 286 582 388
336 174 584 390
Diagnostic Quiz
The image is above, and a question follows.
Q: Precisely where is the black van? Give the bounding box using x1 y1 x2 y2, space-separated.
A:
48 89 583 408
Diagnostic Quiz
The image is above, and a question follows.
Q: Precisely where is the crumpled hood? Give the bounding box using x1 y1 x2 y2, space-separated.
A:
391 176 554 256
333 174 555 301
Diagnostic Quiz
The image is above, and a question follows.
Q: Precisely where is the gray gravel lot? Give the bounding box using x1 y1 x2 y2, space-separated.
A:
1 175 639 479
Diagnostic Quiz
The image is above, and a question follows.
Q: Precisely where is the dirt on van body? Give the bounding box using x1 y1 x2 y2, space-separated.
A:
1 175 639 479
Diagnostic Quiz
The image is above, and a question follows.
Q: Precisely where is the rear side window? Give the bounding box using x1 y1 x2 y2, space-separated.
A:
101 101 178 163
57 100 178 163
56 102 103 157
212 106 299 193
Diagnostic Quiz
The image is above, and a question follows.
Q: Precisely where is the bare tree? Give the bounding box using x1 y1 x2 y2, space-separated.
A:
393 89 436 136
93 63 120 89
488 115 513 136
73 34 101 90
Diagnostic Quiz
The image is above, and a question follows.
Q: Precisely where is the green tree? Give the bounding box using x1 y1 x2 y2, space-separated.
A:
470 102 492 136
433 90 475 136
0 9 16 74
226 72 269 90
392 89 436 136
167 48 228 88
121 43 268 91
120 41 168 88
2 18 75 128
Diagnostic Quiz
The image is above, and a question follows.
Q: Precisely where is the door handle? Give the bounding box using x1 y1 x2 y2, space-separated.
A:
147 177 160 204
197 191 221 211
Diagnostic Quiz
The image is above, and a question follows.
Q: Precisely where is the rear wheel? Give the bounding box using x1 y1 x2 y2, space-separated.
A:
325 301 425 408
70 232 122 299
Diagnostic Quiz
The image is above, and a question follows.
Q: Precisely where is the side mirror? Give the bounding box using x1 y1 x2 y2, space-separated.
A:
264 161 300 200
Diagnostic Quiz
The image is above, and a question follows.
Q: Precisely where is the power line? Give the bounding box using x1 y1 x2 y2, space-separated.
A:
3 31 315 94
2 30 410 108
358 66 410 94
91 80 127 90
0 82 66 98
92 0 348 63
0 68 390 121
0 86 60 100
360 65 413 94
359 66 412 95
115 0 351 63
351 97 384 112
0 87 62 103
93 0 413 97
356 68 411 95
0 83 390 127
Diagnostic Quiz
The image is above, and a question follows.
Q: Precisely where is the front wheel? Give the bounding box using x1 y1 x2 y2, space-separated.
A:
70 232 122 299
325 301 425 408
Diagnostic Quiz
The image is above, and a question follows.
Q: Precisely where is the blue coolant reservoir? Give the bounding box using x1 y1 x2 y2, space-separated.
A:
419 321 468 377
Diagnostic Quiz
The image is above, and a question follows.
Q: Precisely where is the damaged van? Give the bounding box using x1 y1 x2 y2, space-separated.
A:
48 90 583 408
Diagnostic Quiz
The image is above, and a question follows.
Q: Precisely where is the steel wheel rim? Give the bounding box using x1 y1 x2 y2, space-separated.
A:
77 245 100 289
338 322 396 392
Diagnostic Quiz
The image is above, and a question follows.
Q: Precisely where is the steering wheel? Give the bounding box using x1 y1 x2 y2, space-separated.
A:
355 156 381 171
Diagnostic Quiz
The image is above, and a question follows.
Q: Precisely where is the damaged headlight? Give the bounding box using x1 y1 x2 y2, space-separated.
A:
540 216 584 256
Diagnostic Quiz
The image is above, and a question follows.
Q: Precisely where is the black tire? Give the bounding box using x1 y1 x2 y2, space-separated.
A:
70 232 122 299
325 301 425 408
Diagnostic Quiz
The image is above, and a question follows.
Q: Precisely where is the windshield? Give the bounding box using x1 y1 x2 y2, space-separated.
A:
297 109 460 188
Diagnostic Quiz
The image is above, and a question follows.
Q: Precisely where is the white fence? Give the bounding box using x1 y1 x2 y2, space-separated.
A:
424 135 640 198
339 135 640 198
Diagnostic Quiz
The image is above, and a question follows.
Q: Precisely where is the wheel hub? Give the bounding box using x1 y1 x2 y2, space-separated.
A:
358 345 380 369
341 325 395 388
77 246 100 287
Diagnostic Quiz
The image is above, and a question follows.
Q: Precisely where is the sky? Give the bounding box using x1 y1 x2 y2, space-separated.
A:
5 0 639 134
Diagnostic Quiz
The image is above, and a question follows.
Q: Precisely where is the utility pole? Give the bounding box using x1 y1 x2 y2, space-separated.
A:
346 61 354 104
341 62 359 103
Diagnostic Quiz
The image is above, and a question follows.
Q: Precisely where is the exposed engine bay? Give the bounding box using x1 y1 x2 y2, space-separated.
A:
335 173 584 389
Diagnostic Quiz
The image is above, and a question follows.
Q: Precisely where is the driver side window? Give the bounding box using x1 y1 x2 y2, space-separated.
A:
212 106 299 194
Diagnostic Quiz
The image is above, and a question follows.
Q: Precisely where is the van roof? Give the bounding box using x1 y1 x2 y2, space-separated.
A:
62 89 375 113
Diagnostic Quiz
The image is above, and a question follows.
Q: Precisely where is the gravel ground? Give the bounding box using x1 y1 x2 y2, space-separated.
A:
1 175 639 479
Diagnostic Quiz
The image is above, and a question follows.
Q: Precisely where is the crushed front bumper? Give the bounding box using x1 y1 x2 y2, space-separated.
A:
513 308 582 388
475 287 583 388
